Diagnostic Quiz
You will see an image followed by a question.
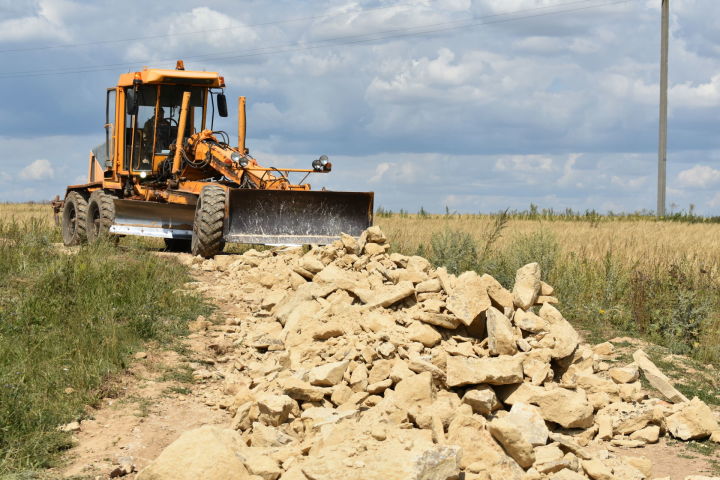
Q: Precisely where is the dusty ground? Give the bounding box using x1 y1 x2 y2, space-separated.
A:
54 253 720 480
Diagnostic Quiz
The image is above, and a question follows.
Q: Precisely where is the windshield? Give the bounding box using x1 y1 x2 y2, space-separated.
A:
126 84 206 171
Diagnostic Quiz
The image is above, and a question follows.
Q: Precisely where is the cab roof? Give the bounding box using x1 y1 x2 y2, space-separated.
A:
117 66 223 88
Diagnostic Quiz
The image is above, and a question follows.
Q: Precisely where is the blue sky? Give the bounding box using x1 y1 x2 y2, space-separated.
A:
0 0 719 214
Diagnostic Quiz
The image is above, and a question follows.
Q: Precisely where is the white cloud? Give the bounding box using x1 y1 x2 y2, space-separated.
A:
0 0 73 43
124 7 257 62
677 164 720 188
671 74 720 108
19 159 55 181
494 155 554 173
611 175 648 189
370 162 392 183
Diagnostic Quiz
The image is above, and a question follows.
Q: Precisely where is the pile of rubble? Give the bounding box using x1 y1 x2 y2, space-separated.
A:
140 227 720 480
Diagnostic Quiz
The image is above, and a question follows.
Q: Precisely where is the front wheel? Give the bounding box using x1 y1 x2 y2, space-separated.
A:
61 191 88 246
191 185 226 258
86 190 118 243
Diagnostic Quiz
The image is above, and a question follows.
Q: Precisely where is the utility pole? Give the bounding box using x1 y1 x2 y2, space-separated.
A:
657 0 669 217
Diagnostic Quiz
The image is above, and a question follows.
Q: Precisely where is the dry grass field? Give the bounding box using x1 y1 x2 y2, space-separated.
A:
379 214 720 277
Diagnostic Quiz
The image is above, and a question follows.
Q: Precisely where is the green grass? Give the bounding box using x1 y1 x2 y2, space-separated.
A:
0 217 210 474
158 364 196 384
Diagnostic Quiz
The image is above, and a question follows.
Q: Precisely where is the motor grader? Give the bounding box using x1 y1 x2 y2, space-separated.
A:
57 61 373 257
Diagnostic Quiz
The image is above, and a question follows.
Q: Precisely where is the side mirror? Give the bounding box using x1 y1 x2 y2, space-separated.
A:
126 88 138 116
217 93 228 118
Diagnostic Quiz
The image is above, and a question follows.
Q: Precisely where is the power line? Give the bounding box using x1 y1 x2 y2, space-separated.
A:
0 1 418 54
0 0 631 80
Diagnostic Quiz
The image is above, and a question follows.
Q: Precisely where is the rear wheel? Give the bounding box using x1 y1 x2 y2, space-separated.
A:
164 238 192 252
86 190 118 243
191 185 226 258
62 191 88 246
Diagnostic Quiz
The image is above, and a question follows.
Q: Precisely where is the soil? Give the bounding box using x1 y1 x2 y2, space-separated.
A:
53 255 720 480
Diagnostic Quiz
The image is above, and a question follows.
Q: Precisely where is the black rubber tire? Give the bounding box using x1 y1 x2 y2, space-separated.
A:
86 190 118 244
164 238 192 252
62 191 88 246
191 185 226 258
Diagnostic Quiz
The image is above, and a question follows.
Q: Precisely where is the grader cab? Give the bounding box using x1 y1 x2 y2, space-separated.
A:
58 61 373 257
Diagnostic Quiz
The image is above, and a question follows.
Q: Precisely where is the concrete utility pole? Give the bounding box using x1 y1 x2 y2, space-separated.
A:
657 0 669 217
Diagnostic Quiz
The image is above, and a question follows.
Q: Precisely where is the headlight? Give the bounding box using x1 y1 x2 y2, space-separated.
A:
230 152 241 163
139 171 147 179
312 155 330 172
239 158 249 168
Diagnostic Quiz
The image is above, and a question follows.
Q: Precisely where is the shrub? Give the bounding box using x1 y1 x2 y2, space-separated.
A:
426 229 478 275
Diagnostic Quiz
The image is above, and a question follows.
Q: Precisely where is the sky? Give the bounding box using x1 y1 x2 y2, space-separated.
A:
0 0 719 214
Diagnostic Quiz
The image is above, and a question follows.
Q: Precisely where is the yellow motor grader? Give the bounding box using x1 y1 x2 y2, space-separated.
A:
57 61 373 257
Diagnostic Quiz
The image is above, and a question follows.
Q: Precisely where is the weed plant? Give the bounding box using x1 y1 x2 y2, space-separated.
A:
0 217 210 473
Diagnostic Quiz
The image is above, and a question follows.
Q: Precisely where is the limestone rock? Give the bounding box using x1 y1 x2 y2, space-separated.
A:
279 377 328 402
447 415 524 478
413 311 462 330
445 271 492 326
407 321 442 347
502 384 594 429
256 394 295 426
489 416 536 469
512 263 541 310
632 349 689 403
446 355 523 387
300 425 459 480
365 225 387 243
480 274 514 309
581 458 613 480
136 426 249 480
666 397 720 440
486 307 518 356
463 385 502 415
514 309 548 333
309 360 350 387
629 425 660 444
393 372 434 411
504 402 550 446
609 365 640 384
367 281 415 308
539 303 579 359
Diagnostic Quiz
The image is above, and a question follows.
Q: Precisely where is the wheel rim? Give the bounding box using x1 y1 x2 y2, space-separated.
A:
68 204 77 236
92 206 100 238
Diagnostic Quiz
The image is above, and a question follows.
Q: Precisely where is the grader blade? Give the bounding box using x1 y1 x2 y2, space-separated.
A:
110 199 195 239
225 189 374 245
